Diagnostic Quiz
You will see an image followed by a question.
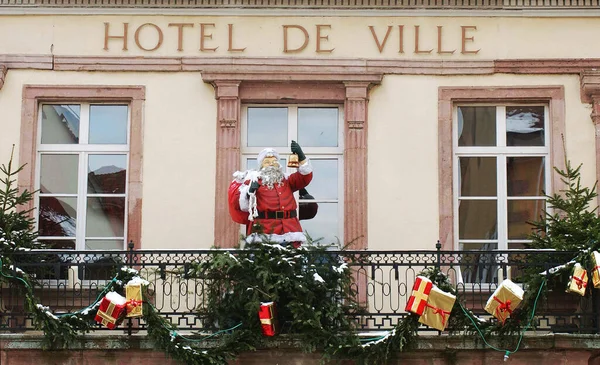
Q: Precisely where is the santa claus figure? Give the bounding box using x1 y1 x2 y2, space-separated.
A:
228 140 313 246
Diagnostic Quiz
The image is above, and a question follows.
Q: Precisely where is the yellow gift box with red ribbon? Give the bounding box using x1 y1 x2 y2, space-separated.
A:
591 252 600 289
485 279 523 325
417 286 455 331
566 263 588 296
125 283 144 318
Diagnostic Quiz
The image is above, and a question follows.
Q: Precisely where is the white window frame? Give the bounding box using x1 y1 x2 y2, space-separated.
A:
35 102 131 253
240 104 345 244
453 104 550 285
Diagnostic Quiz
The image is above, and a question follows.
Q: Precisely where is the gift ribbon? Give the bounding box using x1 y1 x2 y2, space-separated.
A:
572 272 587 290
126 299 143 309
407 279 431 313
493 296 512 324
424 303 451 328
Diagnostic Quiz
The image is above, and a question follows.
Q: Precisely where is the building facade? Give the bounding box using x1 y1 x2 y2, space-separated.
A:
1 1 600 255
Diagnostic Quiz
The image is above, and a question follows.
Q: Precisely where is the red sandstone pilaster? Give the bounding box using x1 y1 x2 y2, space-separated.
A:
581 71 600 208
212 80 242 248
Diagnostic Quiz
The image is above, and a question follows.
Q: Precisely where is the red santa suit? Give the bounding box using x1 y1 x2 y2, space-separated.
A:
228 150 313 245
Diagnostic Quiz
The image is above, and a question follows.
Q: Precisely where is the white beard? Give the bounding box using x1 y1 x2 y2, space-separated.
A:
260 166 284 189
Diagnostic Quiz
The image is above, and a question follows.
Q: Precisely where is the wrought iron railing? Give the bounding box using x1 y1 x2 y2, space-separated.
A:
1 243 598 334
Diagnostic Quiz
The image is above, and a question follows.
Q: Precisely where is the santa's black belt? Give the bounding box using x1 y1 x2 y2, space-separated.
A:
256 210 297 219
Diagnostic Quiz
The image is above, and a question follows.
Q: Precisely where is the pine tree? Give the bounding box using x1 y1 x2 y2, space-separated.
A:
527 160 600 252
0 146 42 267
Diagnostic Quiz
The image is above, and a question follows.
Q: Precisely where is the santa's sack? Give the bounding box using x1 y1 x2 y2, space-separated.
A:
228 180 250 225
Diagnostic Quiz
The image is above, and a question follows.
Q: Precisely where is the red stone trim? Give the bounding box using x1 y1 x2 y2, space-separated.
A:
19 85 146 250
0 65 6 90
0 54 53 70
579 71 600 208
438 86 566 251
206 74 381 249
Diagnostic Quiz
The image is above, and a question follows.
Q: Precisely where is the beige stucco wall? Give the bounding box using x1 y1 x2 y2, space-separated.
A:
368 73 596 251
0 70 217 249
1 15 600 59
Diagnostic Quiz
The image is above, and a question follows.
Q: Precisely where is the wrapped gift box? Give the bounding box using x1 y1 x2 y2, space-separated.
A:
258 302 277 336
566 263 588 296
418 286 455 331
405 276 433 316
125 283 143 318
485 279 523 325
591 252 600 289
94 291 127 329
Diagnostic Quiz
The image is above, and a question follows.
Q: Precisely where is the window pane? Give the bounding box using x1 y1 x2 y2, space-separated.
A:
506 106 545 147
459 157 497 197
247 108 288 147
458 242 499 283
86 197 125 237
458 200 497 239
89 105 128 144
88 154 127 194
507 157 545 196
39 197 77 237
508 199 545 239
40 154 78 194
41 105 80 144
85 239 124 250
305 159 338 200
298 108 338 147
457 106 496 146
300 202 339 245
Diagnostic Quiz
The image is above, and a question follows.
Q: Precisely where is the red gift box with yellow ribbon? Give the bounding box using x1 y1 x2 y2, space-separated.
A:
417 286 455 331
566 263 588 296
258 302 277 336
485 279 523 325
94 292 127 329
405 276 433 316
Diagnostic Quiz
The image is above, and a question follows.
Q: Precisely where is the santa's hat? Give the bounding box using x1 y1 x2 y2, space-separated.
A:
257 148 280 168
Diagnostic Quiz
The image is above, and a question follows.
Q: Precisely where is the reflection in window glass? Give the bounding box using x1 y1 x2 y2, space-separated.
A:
506 106 544 147
507 157 545 196
300 202 339 245
247 108 288 147
298 108 338 147
40 154 78 194
39 197 77 237
458 200 497 239
89 105 128 144
37 239 76 250
85 239 124 250
88 155 127 194
507 199 545 239
86 197 125 237
457 106 496 147
305 160 338 200
41 105 80 144
459 157 497 197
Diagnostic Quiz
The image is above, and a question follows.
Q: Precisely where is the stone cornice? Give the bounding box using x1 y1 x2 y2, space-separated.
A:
9 55 600 76
580 70 600 104
0 65 6 90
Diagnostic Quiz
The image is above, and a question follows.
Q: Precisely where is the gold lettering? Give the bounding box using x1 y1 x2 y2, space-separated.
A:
437 26 455 55
398 25 404 54
104 22 128 51
316 24 334 53
414 25 432 54
461 26 480 54
168 23 193 52
228 24 246 52
283 25 309 53
369 26 392 53
134 23 163 51
200 23 218 52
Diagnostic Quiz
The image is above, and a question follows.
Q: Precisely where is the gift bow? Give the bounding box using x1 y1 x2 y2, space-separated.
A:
126 299 143 309
573 272 587 290
425 303 451 327
493 296 512 324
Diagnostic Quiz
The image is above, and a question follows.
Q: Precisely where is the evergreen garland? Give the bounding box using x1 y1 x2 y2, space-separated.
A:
1 149 600 364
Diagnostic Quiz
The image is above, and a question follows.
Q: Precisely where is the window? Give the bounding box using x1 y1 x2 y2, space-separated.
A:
454 104 549 253
36 103 130 251
241 105 344 245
